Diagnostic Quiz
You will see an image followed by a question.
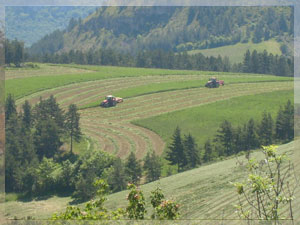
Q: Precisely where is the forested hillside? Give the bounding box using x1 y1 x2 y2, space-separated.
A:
5 6 97 46
29 6 293 55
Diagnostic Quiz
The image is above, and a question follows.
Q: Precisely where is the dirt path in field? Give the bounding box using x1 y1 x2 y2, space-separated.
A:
16 76 293 159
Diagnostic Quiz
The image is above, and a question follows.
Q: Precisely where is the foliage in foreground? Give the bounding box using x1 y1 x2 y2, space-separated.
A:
52 180 179 221
233 145 298 221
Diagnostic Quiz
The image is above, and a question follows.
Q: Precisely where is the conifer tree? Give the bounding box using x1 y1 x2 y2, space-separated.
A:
65 104 81 153
109 157 128 192
22 100 32 129
143 151 162 183
203 139 213 163
34 117 62 160
125 152 142 184
183 133 200 168
245 118 260 150
216 120 234 156
165 126 186 172
259 111 274 146
5 94 17 123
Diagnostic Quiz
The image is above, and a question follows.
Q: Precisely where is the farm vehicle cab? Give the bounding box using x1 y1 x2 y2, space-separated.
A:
100 95 123 108
205 77 224 88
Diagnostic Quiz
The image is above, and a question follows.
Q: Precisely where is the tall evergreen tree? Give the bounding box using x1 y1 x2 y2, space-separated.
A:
143 151 162 183
233 126 244 153
216 120 234 156
22 100 32 129
5 94 17 123
65 104 81 153
165 126 186 172
34 117 62 160
203 139 213 163
108 157 128 192
183 133 200 168
125 152 142 184
244 118 260 150
33 95 65 133
259 111 274 146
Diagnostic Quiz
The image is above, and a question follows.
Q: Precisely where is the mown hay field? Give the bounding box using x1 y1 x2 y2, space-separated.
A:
3 64 297 222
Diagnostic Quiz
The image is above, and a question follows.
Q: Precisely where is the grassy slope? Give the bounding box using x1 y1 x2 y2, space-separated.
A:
133 90 294 150
82 75 293 109
188 40 282 64
5 64 222 99
4 140 299 222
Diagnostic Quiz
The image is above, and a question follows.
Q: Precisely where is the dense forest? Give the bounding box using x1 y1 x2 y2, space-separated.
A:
5 95 162 201
30 48 294 77
29 6 293 55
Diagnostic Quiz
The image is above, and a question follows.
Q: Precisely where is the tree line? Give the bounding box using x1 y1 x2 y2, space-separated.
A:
5 37 293 77
5 39 26 67
29 48 293 77
166 100 294 172
5 95 162 201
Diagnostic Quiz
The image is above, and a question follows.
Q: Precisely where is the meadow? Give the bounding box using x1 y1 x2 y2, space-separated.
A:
7 64 293 160
133 90 294 150
187 40 282 63
3 139 299 223
4 63 296 222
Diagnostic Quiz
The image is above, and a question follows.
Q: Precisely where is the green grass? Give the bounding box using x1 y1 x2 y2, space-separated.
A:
133 90 294 150
81 75 293 109
188 40 282 64
3 140 299 221
5 65 222 99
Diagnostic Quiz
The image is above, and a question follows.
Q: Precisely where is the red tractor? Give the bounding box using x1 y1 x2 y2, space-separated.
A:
100 95 123 107
205 77 224 88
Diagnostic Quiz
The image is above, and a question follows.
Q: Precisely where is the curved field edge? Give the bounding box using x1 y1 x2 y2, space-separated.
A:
6 63 290 100
132 90 294 150
5 66 215 99
81 76 293 109
3 140 299 221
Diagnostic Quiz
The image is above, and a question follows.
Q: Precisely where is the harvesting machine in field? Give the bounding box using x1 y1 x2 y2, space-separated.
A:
100 95 123 107
205 77 224 88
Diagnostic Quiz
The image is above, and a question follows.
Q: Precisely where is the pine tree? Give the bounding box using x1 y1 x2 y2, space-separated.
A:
203 139 213 163
216 120 234 156
109 157 128 192
259 111 274 146
143 151 162 183
65 104 81 153
233 126 244 153
183 133 200 168
34 117 62 160
165 126 186 172
245 118 260 150
251 50 259 73
33 95 65 133
22 100 32 129
243 50 251 73
125 152 142 184
5 94 17 123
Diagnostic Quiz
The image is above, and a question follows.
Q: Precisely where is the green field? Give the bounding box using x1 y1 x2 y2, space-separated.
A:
5 64 222 99
188 40 282 64
3 139 299 222
4 63 297 222
133 90 294 150
82 76 293 108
